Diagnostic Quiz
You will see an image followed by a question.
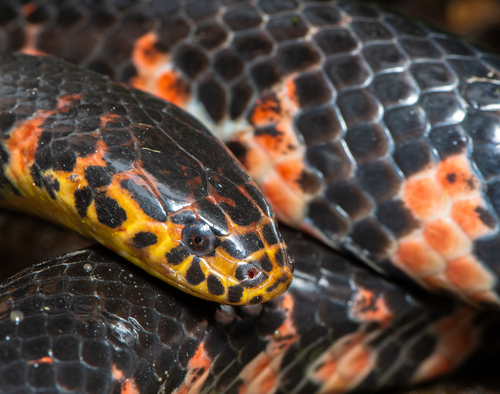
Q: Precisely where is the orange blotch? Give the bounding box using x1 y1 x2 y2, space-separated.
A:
422 273 458 294
423 219 470 259
445 255 494 293
57 94 81 110
396 238 446 277
413 355 453 383
404 175 446 219
156 70 191 107
275 159 306 194
451 198 496 239
436 155 478 198
132 32 165 70
285 79 299 108
350 288 393 326
250 95 282 126
313 358 338 382
254 122 299 159
6 116 46 172
470 289 500 305
337 345 371 378
22 2 37 16
251 369 277 394
262 172 306 227
29 356 53 365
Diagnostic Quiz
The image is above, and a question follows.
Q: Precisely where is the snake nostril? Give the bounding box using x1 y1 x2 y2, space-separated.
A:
247 268 258 279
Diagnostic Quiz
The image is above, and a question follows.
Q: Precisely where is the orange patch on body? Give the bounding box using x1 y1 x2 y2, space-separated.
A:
451 198 496 238
5 116 46 176
350 288 393 326
132 32 165 70
445 255 494 293
29 356 53 365
156 70 190 107
262 172 306 227
436 156 478 198
412 308 478 383
285 79 299 107
57 94 81 109
275 159 306 194
254 122 300 160
423 218 470 259
22 2 37 16
396 238 446 276
404 176 446 219
250 95 282 126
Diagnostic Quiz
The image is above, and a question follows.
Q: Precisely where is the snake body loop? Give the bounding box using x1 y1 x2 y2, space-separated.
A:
1 0 500 393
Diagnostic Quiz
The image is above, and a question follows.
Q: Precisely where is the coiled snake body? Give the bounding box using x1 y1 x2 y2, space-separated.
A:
1 0 500 393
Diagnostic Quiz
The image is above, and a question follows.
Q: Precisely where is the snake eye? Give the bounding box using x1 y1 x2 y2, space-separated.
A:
183 221 216 256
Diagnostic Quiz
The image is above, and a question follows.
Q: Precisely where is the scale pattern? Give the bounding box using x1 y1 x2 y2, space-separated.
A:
0 52 293 305
2 0 500 305
0 226 496 394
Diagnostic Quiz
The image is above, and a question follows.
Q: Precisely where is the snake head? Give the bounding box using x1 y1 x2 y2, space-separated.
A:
157 174 294 305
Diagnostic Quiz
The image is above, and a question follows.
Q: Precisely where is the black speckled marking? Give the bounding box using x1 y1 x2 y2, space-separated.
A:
165 244 190 266
133 231 158 249
186 257 206 286
120 179 167 222
94 194 127 228
85 166 112 188
207 274 225 296
74 187 93 218
475 206 496 229
227 285 244 303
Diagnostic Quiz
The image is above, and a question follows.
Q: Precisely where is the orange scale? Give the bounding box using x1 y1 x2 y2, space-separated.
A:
451 198 496 239
423 218 471 259
445 255 495 294
250 95 283 127
422 272 459 294
262 171 307 227
470 289 500 305
412 354 453 383
396 238 446 277
403 175 447 219
132 32 166 71
254 122 299 160
285 78 300 108
436 155 479 198
155 70 191 108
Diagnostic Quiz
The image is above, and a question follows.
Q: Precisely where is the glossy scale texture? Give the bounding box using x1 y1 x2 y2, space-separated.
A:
2 0 500 305
0 226 497 394
0 52 293 305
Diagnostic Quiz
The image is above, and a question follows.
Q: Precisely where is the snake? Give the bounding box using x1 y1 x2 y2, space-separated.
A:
1 0 500 393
